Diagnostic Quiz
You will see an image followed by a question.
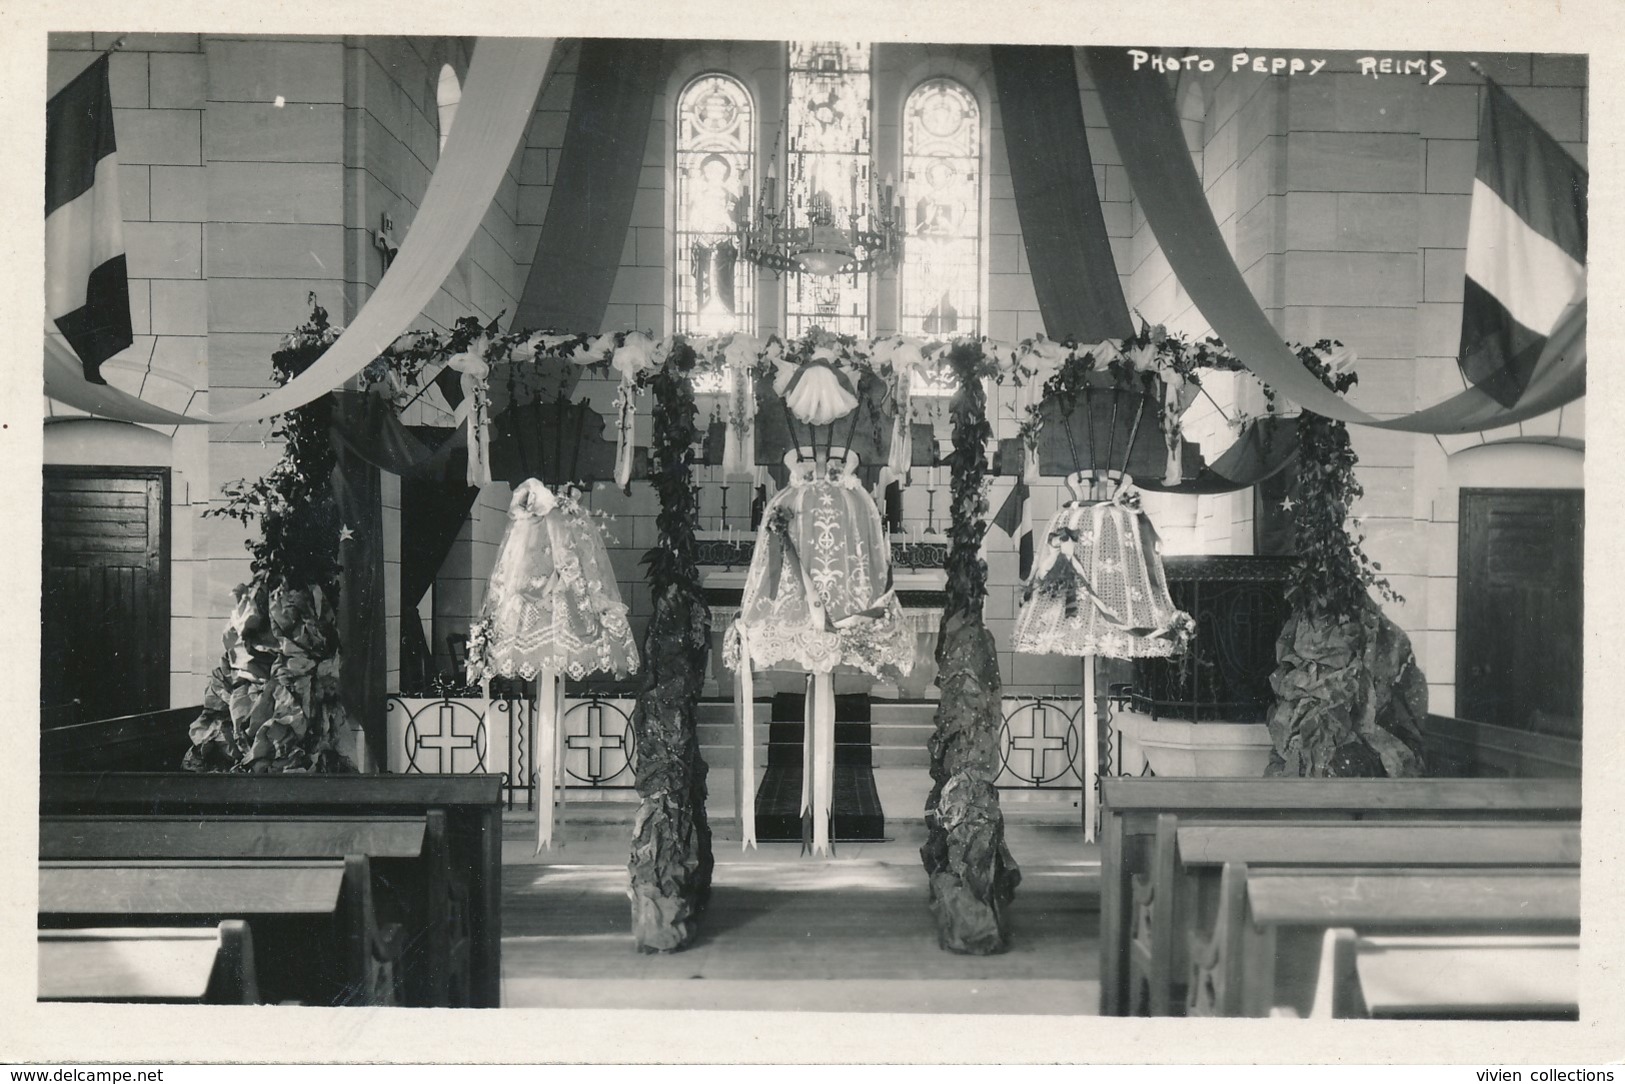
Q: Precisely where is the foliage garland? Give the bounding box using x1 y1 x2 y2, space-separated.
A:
209 302 344 594
942 340 997 623
1282 340 1402 623
188 299 354 774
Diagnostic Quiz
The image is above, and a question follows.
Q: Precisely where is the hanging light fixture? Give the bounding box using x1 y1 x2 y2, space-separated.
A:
737 74 905 279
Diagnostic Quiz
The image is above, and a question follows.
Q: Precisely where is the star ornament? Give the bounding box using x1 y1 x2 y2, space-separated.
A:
339 525 356 543
1280 496 1296 511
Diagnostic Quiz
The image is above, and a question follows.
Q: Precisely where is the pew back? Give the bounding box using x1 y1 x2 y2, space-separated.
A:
39 772 503 1007
1098 776 1583 1015
38 922 258 1004
1190 862 1581 1017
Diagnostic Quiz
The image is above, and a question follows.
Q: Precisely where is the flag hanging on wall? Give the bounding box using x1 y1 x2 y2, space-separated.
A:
46 53 131 385
1458 79 1587 408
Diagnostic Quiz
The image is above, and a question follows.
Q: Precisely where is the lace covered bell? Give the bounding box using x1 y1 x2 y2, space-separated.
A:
468 477 639 683
724 449 914 680
1012 481 1193 660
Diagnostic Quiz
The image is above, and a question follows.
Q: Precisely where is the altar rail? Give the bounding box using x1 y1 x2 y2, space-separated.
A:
384 695 638 810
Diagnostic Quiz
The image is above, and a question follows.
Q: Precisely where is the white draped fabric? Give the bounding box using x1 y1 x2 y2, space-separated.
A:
43 36 556 425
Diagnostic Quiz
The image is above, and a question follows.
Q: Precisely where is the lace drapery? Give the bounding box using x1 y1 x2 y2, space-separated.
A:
1012 490 1192 660
724 451 915 680
468 478 639 684
726 449 914 854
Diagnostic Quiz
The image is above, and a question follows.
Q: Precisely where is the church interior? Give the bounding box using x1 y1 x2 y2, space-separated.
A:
33 30 1591 1037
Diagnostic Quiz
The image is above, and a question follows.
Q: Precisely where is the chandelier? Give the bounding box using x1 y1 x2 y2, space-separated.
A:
738 161 906 278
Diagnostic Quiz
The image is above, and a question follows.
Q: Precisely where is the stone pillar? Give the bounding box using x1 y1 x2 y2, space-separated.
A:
921 344 1021 954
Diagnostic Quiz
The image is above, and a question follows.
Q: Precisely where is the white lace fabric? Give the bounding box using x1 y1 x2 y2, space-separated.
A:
1012 499 1191 660
725 452 915 679
468 478 640 682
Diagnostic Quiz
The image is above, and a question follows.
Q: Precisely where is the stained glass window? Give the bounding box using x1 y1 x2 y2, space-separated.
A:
785 42 872 338
675 73 755 337
901 78 980 338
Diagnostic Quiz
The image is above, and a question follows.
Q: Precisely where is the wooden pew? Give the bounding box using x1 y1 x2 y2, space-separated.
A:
40 706 198 773
1126 816 1581 1015
39 772 504 1008
1185 863 1581 1018
40 857 404 1007
39 922 259 1004
1097 776 1583 1015
1300 927 1580 1020
39 813 469 1008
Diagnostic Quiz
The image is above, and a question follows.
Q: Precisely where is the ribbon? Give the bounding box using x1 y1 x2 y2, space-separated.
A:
535 664 560 853
613 374 636 490
887 367 914 477
1083 657 1100 843
722 348 757 477
801 671 837 857
449 345 492 488
734 624 758 850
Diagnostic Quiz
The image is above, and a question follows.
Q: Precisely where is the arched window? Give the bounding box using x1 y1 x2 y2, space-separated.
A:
674 73 755 336
785 41 872 338
437 63 461 154
900 78 981 337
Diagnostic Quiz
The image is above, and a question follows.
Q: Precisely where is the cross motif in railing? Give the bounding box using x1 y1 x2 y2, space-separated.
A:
565 701 630 783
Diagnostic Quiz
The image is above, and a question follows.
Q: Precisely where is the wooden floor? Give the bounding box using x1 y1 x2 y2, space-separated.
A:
500 825 1101 1014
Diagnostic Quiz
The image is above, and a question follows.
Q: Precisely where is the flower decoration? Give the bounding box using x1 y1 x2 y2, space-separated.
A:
612 331 657 380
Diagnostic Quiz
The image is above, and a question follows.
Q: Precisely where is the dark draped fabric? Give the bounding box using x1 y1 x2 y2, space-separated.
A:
512 38 663 401
991 45 1134 343
1084 46 1584 433
333 441 387 767
1030 386 1171 480
328 391 466 482
1135 416 1300 496
399 471 480 692
994 414 1300 497
489 398 619 485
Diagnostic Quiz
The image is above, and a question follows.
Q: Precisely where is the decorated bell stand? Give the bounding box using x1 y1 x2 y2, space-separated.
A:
725 345 915 855
465 476 639 852
1011 339 1197 841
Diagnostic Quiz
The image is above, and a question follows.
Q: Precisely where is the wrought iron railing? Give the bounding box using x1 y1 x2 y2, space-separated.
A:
385 694 639 811
996 697 1085 788
1130 555 1293 722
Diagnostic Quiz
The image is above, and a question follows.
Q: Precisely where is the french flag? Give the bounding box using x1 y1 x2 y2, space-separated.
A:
46 54 132 386
1458 79 1587 408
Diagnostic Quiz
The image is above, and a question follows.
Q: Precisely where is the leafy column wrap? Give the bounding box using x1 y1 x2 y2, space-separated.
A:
188 303 355 774
921 342 1022 954
627 342 716 952
1265 343 1428 778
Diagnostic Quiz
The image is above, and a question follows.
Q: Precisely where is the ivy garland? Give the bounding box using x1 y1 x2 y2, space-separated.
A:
1282 340 1402 624
637 341 709 643
188 298 354 774
209 301 344 594
941 340 1000 623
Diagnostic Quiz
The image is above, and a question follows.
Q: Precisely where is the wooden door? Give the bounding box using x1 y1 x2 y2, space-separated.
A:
42 467 170 720
1457 488 1582 737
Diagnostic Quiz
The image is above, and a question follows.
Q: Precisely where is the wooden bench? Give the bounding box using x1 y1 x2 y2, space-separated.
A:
39 922 259 1004
1097 776 1583 1015
1126 816 1581 1015
40 857 404 1007
40 772 504 1007
1185 863 1581 1017
40 706 199 773
40 813 470 1008
1300 927 1579 1020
